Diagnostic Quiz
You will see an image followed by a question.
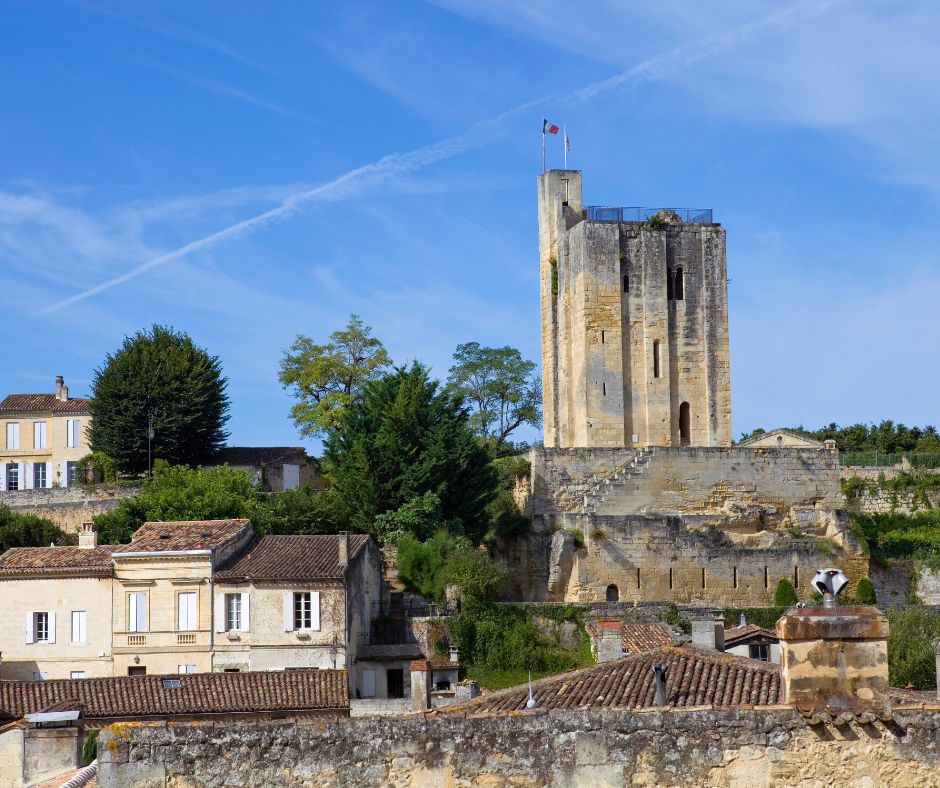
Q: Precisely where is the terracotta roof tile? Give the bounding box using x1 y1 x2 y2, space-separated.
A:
0 669 348 719
0 546 115 577
724 624 778 647
439 646 781 715
113 519 252 554
0 394 90 414
216 534 370 581
586 621 676 655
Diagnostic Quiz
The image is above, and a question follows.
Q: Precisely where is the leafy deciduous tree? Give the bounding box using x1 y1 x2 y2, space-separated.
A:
0 506 69 553
278 315 392 438
88 325 229 474
447 343 541 455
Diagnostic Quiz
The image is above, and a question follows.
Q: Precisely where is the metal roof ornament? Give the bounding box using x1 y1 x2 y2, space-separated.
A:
812 567 849 608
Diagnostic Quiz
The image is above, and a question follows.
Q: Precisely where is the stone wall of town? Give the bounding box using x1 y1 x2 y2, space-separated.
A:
0 485 137 532
848 489 940 516
97 707 940 787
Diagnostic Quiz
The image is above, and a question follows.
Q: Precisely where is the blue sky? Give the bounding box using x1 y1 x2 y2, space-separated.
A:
2 0 938 452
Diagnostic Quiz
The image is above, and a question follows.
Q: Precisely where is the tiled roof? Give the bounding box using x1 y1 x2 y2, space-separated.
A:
0 546 115 577
586 620 676 655
113 519 253 554
439 646 781 715
724 624 778 647
0 394 90 414
213 447 309 467
0 669 349 719
216 534 370 581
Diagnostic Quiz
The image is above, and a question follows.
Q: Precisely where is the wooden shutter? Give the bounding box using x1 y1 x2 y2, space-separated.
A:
240 592 250 632
283 592 294 632
128 594 138 632
137 593 148 632
18 463 27 490
59 462 68 488
0 463 6 492
311 591 321 631
214 594 226 633
22 462 32 490
48 611 56 644
25 612 33 644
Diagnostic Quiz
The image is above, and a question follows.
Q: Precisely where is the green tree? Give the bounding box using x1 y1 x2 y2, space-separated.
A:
0 506 69 552
774 577 798 606
854 576 876 605
395 529 467 600
447 343 540 455
323 363 499 542
444 548 508 601
279 315 392 439
88 325 229 474
887 608 940 689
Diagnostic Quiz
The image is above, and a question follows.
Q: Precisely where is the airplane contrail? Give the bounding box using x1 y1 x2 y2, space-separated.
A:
40 0 848 315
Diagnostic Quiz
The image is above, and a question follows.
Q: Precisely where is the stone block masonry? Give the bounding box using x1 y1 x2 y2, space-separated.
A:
98 708 940 787
0 485 136 532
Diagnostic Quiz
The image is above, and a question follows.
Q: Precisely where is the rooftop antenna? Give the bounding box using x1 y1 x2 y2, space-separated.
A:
526 671 537 709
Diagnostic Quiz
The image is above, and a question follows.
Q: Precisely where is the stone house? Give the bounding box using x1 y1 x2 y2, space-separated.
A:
209 446 324 492
736 428 831 450
723 623 780 664
0 520 381 696
0 376 91 491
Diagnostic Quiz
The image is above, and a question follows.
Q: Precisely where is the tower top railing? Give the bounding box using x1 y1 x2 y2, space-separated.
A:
582 206 714 224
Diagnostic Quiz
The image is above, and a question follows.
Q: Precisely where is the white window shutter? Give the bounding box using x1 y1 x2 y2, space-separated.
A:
1 463 6 492
214 594 226 632
25 612 33 644
311 591 321 631
128 594 137 632
240 592 250 632
23 462 32 490
59 462 68 488
283 592 294 632
178 594 186 630
48 611 56 644
18 463 27 490
137 593 148 632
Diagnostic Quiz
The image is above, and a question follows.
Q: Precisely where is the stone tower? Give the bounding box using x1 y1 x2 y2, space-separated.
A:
538 169 731 448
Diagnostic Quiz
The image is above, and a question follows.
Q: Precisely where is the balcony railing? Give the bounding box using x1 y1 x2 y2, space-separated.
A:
127 634 146 647
177 633 196 645
583 206 714 224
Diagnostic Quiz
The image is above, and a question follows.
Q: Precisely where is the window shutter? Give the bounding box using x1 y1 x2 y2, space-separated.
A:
214 594 226 633
59 462 68 488
22 462 32 490
0 463 6 492
240 592 250 632
137 593 148 632
48 611 56 644
311 591 321 631
18 463 27 490
178 593 187 630
25 612 33 644
283 592 294 632
128 594 137 632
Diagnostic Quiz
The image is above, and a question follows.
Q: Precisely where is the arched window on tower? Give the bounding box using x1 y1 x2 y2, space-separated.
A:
666 268 674 300
679 401 691 446
606 584 619 602
623 274 629 293
675 267 684 300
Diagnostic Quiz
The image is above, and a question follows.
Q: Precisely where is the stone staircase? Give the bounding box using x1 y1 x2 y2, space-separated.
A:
582 447 656 514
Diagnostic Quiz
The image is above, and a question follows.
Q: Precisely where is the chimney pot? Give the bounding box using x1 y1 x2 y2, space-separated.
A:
691 612 724 651
338 532 349 570
55 376 68 402
78 522 97 549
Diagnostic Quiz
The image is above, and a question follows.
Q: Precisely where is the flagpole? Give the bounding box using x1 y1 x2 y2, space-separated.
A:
541 126 546 172
563 125 567 168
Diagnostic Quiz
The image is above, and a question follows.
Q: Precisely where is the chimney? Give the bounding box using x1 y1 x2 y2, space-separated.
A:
410 660 432 712
78 522 97 549
338 532 349 571
691 612 724 650
652 663 668 707
55 376 68 402
594 619 624 663
738 612 747 628
777 568 888 711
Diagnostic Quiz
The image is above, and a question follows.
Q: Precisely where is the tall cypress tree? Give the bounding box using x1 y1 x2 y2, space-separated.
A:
323 363 498 543
88 325 229 474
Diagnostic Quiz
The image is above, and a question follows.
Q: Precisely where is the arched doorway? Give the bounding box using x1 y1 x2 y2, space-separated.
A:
679 401 691 446
606 584 619 602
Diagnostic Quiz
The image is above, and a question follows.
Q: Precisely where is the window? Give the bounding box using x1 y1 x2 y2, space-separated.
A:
764 566 769 589
600 330 605 344
749 644 770 662
34 462 46 489
66 419 80 448
177 665 197 675
653 341 661 379
127 666 146 676
163 678 182 688
6 464 19 491
70 671 86 679
178 592 197 631
34 612 50 642
668 567 673 590
667 268 674 300
623 275 629 293
701 567 707 589
679 402 691 446
636 568 641 589
33 421 47 449
225 593 242 631
66 462 78 487
128 592 148 632
602 382 606 396
794 566 800 588
733 566 738 589
6 422 19 450
605 584 619 602
674 267 684 300
71 611 86 643
294 592 312 630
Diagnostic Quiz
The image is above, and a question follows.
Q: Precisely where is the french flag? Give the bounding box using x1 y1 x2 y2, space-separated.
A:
543 119 559 135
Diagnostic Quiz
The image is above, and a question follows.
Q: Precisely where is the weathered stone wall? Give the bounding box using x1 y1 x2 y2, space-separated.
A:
98 708 940 787
848 489 940 516
0 485 137 532
870 560 940 606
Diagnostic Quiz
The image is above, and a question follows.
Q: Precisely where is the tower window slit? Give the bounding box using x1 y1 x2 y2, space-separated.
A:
623 275 629 293
764 566 768 589
636 568 641 589
653 341 660 379
667 268 674 300
701 567 706 589
601 330 605 344
794 566 799 588
733 566 738 589
668 567 673 590
602 382 606 396
675 267 684 300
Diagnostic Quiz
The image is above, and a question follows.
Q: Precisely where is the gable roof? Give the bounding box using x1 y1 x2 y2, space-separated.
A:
113 519 253 554
438 646 781 715
736 428 825 449
588 621 676 655
724 624 778 647
0 394 91 415
0 669 348 719
215 534 370 581
213 447 309 467
0 545 115 578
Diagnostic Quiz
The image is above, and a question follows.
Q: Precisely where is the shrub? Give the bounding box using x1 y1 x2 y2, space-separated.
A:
0 506 69 553
570 528 585 549
887 608 940 689
395 530 467 601
774 578 798 606
75 452 118 484
82 731 97 765
855 576 876 604
444 549 508 602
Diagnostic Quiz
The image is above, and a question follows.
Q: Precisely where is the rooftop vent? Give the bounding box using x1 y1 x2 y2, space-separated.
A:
159 533 170 539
